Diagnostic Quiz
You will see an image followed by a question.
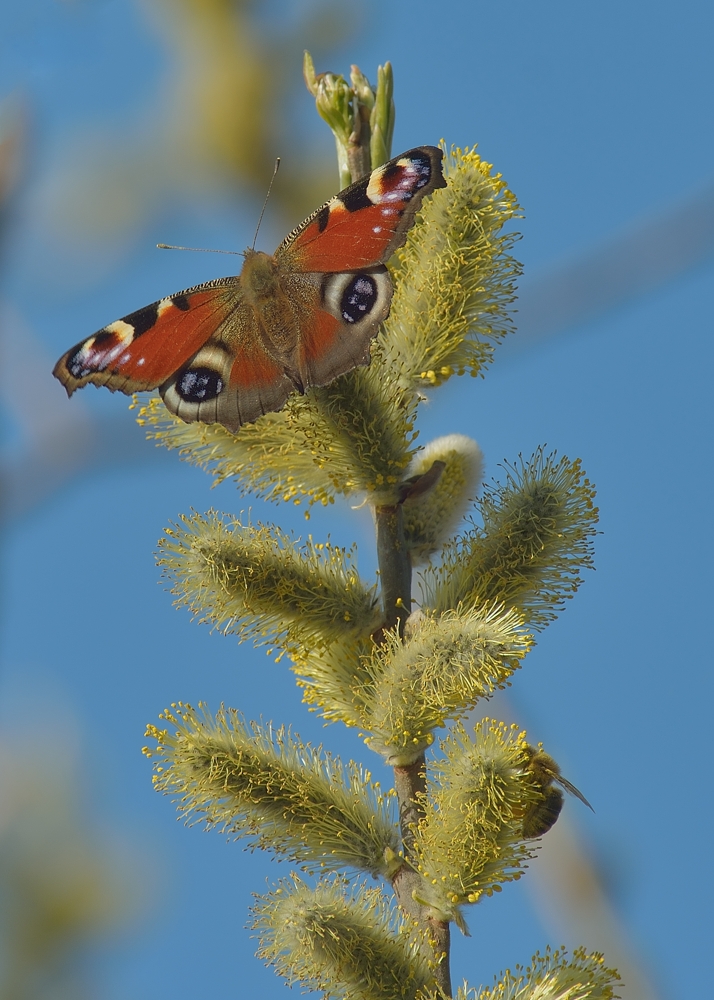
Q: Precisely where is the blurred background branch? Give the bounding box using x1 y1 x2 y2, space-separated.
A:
2 1 711 997
0 716 144 1000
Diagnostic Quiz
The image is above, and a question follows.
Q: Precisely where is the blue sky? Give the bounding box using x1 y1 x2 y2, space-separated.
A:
1 2 713 998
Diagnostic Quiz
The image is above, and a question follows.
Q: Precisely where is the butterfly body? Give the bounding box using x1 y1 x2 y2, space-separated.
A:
54 147 446 433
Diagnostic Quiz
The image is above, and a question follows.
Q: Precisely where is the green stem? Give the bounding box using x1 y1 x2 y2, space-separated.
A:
347 98 372 181
429 920 452 997
375 505 452 995
374 504 411 635
392 758 424 861
391 757 427 925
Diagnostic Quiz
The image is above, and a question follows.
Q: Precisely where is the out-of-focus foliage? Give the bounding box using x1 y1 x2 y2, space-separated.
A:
0 101 24 211
0 734 142 1000
52 0 351 243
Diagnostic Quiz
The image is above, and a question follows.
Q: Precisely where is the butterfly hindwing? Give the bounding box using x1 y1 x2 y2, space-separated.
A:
160 306 296 432
295 267 392 387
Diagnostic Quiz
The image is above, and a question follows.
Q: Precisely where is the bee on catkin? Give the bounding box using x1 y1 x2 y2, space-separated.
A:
520 745 593 838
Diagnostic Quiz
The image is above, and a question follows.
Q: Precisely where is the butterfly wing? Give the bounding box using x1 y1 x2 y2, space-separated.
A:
274 146 446 387
159 303 295 432
53 277 294 432
279 146 446 271
282 267 391 389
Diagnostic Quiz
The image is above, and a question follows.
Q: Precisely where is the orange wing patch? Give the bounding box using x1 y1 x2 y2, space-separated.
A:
280 147 445 274
111 290 233 386
287 201 409 272
228 339 288 390
298 309 340 376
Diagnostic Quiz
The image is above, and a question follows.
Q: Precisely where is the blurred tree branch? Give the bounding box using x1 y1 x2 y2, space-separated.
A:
50 0 352 243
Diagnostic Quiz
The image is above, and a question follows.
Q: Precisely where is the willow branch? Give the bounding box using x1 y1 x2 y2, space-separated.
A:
375 502 453 994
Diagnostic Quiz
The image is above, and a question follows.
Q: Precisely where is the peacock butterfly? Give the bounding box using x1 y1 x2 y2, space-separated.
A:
53 146 446 434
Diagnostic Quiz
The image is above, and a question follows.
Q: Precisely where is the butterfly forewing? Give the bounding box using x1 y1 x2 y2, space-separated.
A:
279 147 446 273
53 279 240 396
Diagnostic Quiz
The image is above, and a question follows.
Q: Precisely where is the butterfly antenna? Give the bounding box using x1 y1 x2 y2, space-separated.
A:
157 244 244 255
252 158 281 250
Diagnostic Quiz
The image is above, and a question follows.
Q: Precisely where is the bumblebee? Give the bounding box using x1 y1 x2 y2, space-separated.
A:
521 745 593 838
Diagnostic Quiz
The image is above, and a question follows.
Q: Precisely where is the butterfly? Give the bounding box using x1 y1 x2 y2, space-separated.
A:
53 146 446 434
